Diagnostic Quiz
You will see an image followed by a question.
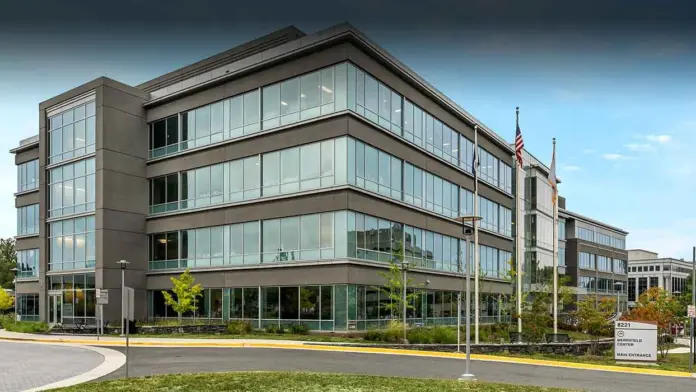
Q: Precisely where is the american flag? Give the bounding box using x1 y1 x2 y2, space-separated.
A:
515 122 524 167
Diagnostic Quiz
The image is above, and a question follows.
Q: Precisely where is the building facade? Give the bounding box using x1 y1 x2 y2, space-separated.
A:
11 24 517 330
561 209 628 311
627 249 693 306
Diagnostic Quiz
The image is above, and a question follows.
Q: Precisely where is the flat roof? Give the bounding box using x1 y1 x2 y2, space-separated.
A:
560 208 628 235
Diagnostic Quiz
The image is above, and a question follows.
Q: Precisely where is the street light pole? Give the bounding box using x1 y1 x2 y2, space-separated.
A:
117 260 129 336
10 267 18 320
402 260 409 342
614 281 623 317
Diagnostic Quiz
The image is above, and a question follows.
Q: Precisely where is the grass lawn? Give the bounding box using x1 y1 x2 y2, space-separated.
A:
498 352 693 373
51 371 576 392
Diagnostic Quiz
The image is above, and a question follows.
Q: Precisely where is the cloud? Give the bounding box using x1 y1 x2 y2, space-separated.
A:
624 143 653 152
645 134 671 144
562 165 581 171
582 149 595 154
602 153 627 160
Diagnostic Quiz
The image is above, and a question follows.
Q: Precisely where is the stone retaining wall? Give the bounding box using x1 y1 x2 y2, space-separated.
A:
314 339 614 355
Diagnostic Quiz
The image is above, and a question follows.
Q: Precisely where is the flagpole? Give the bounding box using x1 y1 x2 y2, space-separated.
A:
474 125 480 345
552 138 559 339
515 107 523 336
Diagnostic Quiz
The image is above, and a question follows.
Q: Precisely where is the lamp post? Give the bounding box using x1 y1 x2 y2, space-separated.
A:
10 267 18 320
401 259 410 342
456 215 482 382
614 281 623 317
117 260 129 336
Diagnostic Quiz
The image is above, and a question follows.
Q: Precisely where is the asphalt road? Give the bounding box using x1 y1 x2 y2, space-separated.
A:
100 346 695 392
0 341 103 392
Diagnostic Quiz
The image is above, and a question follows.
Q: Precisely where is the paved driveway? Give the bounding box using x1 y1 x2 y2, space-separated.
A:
0 341 104 392
101 346 695 392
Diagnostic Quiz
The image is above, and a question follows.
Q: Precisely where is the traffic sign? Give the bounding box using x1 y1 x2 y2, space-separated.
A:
96 289 109 305
688 305 696 318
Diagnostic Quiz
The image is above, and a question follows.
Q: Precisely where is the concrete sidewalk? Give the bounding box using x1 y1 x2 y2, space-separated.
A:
0 329 316 346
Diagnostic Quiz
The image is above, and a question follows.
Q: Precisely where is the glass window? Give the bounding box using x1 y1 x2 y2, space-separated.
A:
280 286 299 320
17 159 39 192
263 287 279 319
300 286 320 320
49 216 96 271
49 158 95 218
17 249 39 278
17 204 39 236
49 101 97 164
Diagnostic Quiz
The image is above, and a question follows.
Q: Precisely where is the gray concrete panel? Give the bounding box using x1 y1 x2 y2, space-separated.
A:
15 191 39 208
14 147 39 165
97 169 149 215
14 281 40 294
14 237 41 251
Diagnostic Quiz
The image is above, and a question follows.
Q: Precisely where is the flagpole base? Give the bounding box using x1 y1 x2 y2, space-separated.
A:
458 374 476 381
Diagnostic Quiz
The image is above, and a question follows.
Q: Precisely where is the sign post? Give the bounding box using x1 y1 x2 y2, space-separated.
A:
96 289 109 339
614 321 657 363
689 305 695 373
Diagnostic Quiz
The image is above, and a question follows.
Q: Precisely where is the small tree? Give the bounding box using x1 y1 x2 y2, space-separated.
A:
520 289 552 343
0 290 13 313
162 269 203 324
0 238 16 290
574 295 615 354
377 241 422 323
622 286 682 359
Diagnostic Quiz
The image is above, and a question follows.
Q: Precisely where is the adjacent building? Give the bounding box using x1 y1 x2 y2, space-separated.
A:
627 249 693 306
11 24 516 330
561 209 628 311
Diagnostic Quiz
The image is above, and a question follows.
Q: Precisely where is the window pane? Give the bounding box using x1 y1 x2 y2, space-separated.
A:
300 143 320 180
281 78 300 115
300 214 320 250
280 286 299 320
300 72 320 110
300 286 320 320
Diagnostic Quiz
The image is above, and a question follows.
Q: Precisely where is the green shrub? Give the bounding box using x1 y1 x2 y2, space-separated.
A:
264 324 280 334
364 329 383 341
3 320 50 334
406 327 433 344
0 313 15 329
289 324 309 335
278 324 291 334
430 326 457 344
226 320 253 335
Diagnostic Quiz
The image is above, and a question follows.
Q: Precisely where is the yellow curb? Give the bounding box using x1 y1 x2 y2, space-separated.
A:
1 336 693 378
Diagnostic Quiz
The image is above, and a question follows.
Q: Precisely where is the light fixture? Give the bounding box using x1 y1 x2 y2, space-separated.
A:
395 109 401 113
301 94 306 98
158 238 168 244
443 143 450 146
281 101 288 106
321 86 333 94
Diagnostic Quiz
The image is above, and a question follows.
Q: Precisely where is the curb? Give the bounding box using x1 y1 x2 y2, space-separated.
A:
1 335 694 379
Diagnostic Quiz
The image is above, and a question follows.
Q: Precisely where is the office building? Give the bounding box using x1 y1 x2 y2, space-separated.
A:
561 209 628 311
11 24 517 330
627 249 693 306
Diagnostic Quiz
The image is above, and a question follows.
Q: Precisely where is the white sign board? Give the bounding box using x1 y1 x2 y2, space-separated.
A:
688 305 696 318
614 321 657 362
96 289 109 305
125 287 135 321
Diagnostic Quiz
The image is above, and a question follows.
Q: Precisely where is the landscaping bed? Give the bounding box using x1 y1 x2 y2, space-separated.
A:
51 371 576 392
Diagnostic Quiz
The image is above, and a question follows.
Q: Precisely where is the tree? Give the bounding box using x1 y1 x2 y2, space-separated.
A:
0 289 13 313
574 295 615 354
0 238 17 290
377 241 422 322
162 269 203 324
622 286 682 359
501 256 527 331
519 289 552 343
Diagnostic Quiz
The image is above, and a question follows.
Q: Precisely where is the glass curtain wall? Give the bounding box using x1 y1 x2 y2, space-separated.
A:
17 249 39 278
16 294 40 321
147 62 513 195
48 101 96 165
17 204 39 236
48 273 96 325
17 159 39 192
49 216 96 271
48 158 96 218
